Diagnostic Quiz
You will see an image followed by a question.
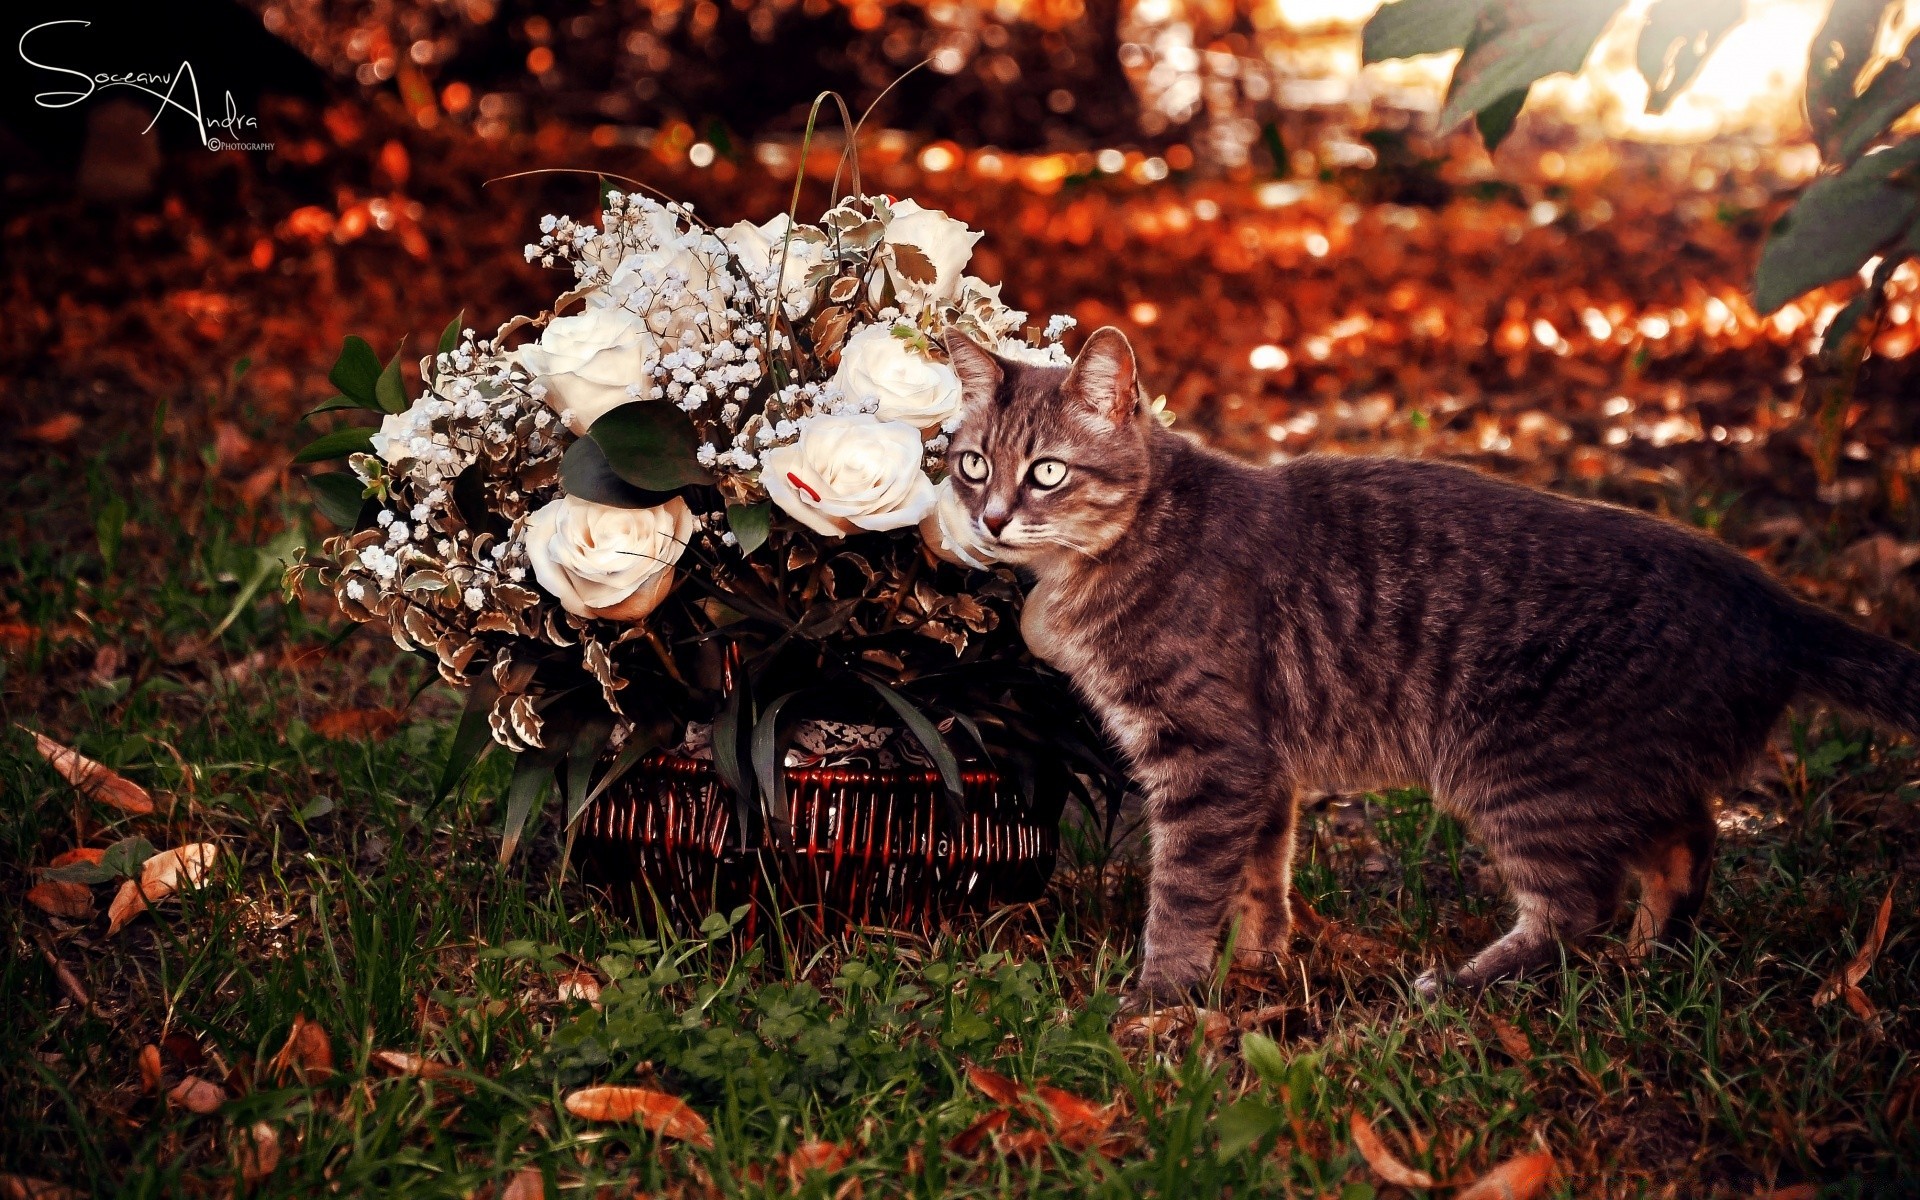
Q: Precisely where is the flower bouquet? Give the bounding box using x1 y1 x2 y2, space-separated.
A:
287 179 1124 927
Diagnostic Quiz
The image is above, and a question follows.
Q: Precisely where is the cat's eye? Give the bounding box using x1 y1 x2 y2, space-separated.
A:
1028 459 1068 489
956 450 990 483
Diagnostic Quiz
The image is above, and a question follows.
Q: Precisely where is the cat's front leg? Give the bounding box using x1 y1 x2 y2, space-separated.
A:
1122 769 1282 1014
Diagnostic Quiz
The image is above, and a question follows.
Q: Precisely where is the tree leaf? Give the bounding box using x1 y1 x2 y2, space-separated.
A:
375 343 409 414
1350 1111 1434 1189
1456 1151 1558 1200
586 403 715 491
328 336 382 407
1475 85 1531 150
1808 0 1890 146
562 1085 714 1148
1362 0 1488 63
864 679 965 806
889 241 939 286
305 393 379 417
435 675 500 805
1753 140 1920 313
23 728 155 814
292 427 375 465
1636 0 1743 115
307 473 367 530
559 435 681 509
1441 1 1622 133
726 502 772 556
1831 29 1920 162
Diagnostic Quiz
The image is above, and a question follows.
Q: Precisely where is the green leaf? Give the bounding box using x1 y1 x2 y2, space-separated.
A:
713 676 752 849
42 835 156 884
560 435 681 509
375 343 409 414
1831 30 1920 162
864 679 965 806
1807 0 1889 146
292 427 375 465
1637 0 1743 115
1441 1 1621 132
1240 1030 1289 1086
1474 85 1530 150
587 402 715 491
726 502 772 556
564 713 617 827
750 691 803 845
307 472 367 529
306 393 379 417
578 721 670 816
1754 140 1920 313
435 675 500 805
329 336 382 406
1362 0 1487 63
437 310 466 358
500 742 566 865
1214 1098 1285 1158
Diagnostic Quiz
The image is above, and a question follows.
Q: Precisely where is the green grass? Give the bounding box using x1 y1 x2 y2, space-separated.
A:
3 446 1916 1198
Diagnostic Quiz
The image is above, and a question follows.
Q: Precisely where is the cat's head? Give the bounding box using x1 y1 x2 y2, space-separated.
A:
942 327 1152 564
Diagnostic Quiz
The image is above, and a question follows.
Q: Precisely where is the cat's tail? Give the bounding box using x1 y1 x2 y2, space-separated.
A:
1794 604 1920 734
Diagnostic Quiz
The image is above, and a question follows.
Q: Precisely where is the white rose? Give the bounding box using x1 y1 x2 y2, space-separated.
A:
760 414 938 537
919 479 996 569
834 323 963 430
720 214 830 320
590 236 733 342
369 401 423 465
882 199 981 306
523 495 694 621
515 307 661 434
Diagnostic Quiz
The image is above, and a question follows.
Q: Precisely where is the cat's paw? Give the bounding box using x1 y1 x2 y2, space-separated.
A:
1114 976 1195 1019
1411 967 1447 1001
1231 947 1290 975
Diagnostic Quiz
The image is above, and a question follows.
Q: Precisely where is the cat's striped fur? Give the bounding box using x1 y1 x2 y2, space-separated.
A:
944 327 1920 1006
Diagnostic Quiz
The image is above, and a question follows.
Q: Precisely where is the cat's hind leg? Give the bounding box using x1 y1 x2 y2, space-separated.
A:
1627 813 1716 956
1230 787 1301 972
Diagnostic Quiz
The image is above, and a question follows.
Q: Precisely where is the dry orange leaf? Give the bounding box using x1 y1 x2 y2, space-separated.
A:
48 847 106 869
1489 1016 1532 1062
965 1064 1024 1108
311 707 404 741
108 843 220 934
780 1140 852 1185
1815 887 1895 1013
138 1044 164 1094
1033 1084 1119 1152
168 1074 226 1114
995 1128 1055 1160
0 1175 80 1200
946 1109 1010 1157
1455 1151 1557 1200
500 1168 544 1200
23 414 83 444
27 881 93 920
563 1085 714 1149
237 1122 281 1185
270 1014 335 1082
1350 1111 1434 1189
369 1049 453 1079
24 729 154 815
555 968 602 1005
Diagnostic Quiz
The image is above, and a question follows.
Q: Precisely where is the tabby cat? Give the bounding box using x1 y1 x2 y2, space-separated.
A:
943 327 1920 1007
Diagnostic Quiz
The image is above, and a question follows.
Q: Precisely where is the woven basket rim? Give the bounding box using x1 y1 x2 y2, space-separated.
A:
636 748 1000 790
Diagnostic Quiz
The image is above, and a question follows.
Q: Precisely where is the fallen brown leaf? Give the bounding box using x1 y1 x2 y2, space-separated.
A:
946 1109 1009 1156
500 1168 544 1200
1350 1111 1434 1189
563 1085 714 1149
555 968 602 1005
1489 1016 1533 1062
27 882 93 920
780 1140 851 1185
168 1074 226 1114
1756 1187 1818 1200
270 1014 335 1082
1033 1085 1119 1152
107 843 221 934
22 414 83 444
48 848 106 869
0 1175 80 1200
311 707 405 741
965 1064 1024 1108
995 1128 1054 1160
369 1049 453 1079
1814 887 1895 1025
237 1122 281 1185
23 729 154 815
1455 1151 1556 1200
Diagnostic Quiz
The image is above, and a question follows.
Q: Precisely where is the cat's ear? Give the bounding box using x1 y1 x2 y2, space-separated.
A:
945 331 1003 403
1064 326 1137 425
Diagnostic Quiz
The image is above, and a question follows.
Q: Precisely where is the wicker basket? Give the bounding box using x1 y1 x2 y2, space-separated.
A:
574 752 1060 939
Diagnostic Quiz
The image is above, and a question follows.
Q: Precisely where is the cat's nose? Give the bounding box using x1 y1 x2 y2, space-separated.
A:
982 510 1010 537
